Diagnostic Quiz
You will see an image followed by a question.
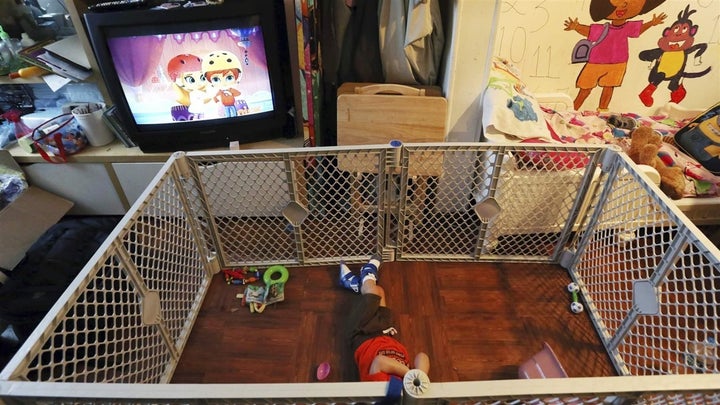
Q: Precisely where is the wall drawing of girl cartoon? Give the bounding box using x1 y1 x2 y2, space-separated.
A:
564 0 667 112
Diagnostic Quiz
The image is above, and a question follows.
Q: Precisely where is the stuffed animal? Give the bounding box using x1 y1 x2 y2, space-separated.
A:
627 125 685 200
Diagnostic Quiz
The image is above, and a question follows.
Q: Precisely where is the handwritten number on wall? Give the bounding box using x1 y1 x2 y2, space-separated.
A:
530 46 561 79
496 0 558 79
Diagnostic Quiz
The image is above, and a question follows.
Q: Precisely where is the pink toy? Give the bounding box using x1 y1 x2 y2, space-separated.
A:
316 362 330 381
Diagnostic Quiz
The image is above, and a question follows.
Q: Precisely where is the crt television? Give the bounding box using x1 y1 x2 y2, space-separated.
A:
83 0 294 152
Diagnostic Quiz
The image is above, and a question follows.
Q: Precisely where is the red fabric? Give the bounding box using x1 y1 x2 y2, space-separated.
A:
354 335 409 381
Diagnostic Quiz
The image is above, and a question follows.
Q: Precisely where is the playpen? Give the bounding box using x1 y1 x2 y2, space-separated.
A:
1 142 718 403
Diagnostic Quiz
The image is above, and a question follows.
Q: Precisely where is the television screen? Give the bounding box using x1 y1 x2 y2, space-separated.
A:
84 1 294 152
107 19 274 126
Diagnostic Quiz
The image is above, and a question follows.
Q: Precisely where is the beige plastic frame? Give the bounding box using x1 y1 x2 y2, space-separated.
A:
1 143 718 404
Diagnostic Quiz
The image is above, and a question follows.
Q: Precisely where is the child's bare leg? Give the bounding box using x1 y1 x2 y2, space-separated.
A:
361 281 386 306
414 352 430 374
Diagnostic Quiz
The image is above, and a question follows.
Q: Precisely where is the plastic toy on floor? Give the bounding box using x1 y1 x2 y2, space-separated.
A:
240 265 289 313
567 282 584 314
223 267 260 285
518 342 569 379
316 361 331 381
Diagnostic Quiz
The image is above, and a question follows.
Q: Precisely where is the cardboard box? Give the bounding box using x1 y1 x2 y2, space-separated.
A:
0 150 73 270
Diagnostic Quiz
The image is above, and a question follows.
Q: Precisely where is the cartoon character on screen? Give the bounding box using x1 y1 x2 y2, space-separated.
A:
202 51 250 118
564 0 667 112
166 54 210 121
637 6 711 107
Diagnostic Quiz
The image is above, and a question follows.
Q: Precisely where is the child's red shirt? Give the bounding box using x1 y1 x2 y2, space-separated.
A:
354 335 410 381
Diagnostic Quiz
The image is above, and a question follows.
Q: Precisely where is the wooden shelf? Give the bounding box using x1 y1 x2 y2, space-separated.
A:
6 136 304 164
0 76 45 84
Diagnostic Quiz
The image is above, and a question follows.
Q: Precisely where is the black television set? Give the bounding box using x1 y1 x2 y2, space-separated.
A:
83 0 295 152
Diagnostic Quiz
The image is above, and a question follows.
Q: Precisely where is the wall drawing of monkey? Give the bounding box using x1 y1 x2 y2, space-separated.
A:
637 5 711 107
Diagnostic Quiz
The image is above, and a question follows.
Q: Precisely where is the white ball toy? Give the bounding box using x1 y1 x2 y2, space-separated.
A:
570 301 584 313
567 282 579 293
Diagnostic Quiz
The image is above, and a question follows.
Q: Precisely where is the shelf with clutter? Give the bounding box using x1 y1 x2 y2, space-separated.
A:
0 0 85 82
1 0 112 156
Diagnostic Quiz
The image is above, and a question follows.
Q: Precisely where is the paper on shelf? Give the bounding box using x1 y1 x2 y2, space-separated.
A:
42 73 73 91
42 35 91 70
36 51 92 81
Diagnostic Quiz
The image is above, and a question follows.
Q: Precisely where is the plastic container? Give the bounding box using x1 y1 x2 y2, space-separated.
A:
32 114 88 162
0 25 24 75
72 103 115 146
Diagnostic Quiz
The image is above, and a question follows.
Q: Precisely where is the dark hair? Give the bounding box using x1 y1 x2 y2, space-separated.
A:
676 5 696 27
590 0 666 22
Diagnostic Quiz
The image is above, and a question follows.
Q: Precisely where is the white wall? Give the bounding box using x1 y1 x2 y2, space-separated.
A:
493 0 719 114
442 0 500 142
435 1 500 212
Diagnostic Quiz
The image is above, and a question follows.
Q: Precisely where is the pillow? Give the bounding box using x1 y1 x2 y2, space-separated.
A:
481 57 552 142
674 102 720 175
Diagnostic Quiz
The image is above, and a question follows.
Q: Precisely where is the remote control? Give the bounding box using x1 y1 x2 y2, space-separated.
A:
87 0 149 12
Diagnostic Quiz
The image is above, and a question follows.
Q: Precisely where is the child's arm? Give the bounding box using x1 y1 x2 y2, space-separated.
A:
369 355 410 377
172 83 190 106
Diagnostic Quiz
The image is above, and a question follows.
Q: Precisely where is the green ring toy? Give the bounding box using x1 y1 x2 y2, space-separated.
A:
264 265 289 284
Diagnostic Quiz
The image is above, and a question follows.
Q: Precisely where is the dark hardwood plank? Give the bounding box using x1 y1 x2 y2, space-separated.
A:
171 261 616 383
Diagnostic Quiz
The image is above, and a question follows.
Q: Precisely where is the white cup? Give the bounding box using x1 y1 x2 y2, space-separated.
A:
71 103 115 147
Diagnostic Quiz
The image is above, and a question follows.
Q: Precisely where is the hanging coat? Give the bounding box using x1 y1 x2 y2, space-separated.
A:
378 0 444 85
337 0 385 84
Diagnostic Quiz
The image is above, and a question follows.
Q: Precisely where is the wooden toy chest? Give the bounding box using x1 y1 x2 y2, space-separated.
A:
336 82 447 145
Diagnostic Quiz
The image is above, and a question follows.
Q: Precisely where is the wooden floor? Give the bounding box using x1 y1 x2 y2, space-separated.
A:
2 225 717 380
171 261 616 383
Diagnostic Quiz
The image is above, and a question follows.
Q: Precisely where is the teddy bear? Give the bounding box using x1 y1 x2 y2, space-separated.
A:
627 125 685 200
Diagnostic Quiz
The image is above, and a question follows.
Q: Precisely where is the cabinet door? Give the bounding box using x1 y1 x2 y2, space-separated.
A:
23 163 126 215
112 162 164 208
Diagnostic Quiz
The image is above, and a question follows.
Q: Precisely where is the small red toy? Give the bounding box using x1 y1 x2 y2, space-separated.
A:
223 267 261 285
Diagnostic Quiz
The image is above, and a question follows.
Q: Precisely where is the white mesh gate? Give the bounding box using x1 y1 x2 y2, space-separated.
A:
1 162 213 383
183 145 391 266
565 152 720 378
182 143 607 266
394 144 602 261
1 143 718 403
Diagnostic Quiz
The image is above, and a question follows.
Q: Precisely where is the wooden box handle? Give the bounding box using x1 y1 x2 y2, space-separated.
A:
354 84 426 96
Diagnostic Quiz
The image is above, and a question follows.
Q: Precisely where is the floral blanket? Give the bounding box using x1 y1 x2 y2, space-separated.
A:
539 106 720 198
480 58 719 199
